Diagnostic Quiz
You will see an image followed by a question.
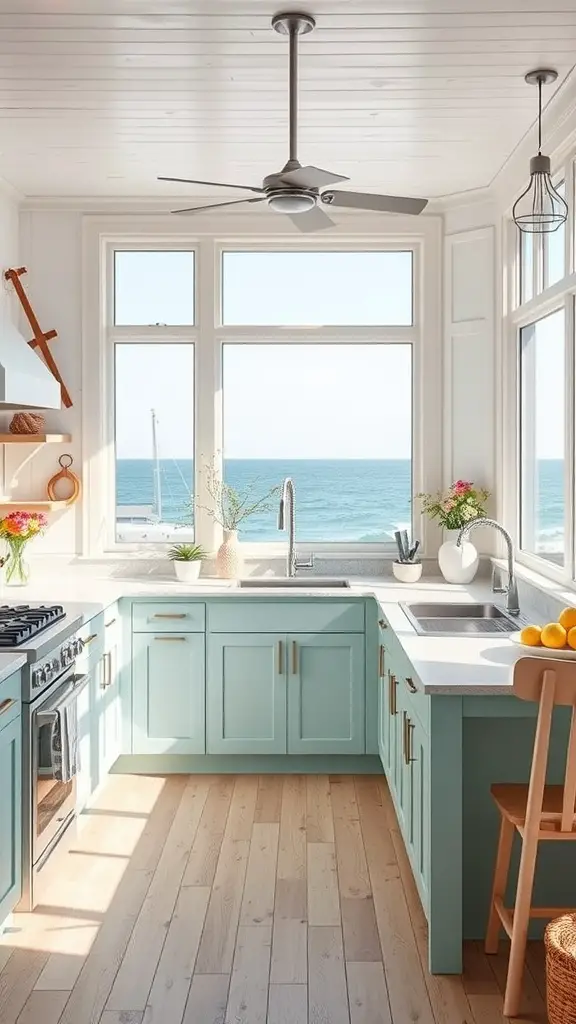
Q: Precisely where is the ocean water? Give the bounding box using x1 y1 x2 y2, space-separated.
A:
116 458 564 548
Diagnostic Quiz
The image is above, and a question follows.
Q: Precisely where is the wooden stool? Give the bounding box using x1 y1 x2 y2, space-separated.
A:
485 656 576 1016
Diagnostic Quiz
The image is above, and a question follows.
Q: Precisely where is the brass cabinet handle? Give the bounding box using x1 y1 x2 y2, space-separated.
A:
154 635 186 642
0 697 16 717
378 619 387 629
388 671 397 716
153 613 187 619
292 640 298 675
405 676 418 694
105 618 117 628
378 644 385 678
403 712 416 765
84 633 98 645
403 710 408 763
277 640 284 675
100 650 110 689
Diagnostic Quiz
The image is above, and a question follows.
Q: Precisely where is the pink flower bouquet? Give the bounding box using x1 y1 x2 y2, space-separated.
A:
416 481 489 531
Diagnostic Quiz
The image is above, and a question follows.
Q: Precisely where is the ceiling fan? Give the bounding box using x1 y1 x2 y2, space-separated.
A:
158 11 429 231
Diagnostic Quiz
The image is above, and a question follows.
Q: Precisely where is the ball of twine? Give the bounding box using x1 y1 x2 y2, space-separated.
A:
9 412 45 435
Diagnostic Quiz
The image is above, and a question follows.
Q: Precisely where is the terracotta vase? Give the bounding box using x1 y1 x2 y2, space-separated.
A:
216 529 243 579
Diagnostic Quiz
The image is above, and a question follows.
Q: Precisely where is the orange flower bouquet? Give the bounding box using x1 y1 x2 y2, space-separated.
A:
0 511 47 586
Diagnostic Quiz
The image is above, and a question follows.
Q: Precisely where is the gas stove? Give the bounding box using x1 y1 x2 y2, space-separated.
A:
0 604 66 647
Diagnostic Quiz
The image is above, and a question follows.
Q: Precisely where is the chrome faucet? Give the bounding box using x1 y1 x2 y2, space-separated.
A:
457 517 520 616
278 477 314 578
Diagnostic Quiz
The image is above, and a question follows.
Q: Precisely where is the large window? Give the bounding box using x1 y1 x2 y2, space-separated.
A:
223 344 412 542
87 229 439 556
519 310 565 566
510 156 576 581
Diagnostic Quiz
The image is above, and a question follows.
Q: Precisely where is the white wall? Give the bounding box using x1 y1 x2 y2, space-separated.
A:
443 200 500 554
15 210 83 554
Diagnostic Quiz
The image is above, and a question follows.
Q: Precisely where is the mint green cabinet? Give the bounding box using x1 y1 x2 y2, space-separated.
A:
133 632 206 754
288 634 365 754
0 711 22 925
99 612 122 775
207 634 286 754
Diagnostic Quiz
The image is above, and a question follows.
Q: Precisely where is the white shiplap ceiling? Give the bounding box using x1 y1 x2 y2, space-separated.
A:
0 1 574 201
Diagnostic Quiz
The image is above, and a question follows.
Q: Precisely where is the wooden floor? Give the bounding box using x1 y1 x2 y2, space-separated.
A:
0 774 547 1024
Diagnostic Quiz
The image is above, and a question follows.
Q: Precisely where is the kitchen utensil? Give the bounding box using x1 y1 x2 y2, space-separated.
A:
401 530 410 561
394 531 406 562
408 540 420 561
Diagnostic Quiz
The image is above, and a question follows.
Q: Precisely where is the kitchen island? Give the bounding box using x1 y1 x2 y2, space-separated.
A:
1 563 573 975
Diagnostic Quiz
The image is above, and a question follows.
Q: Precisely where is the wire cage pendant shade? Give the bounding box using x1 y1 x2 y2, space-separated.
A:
512 69 568 234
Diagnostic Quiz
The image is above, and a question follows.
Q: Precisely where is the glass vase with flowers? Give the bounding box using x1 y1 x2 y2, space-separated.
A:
0 511 47 586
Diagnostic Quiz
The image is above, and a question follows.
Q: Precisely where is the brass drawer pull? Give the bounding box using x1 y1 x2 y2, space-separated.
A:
292 640 298 675
84 633 98 645
277 640 284 675
153 613 187 619
0 697 16 717
405 676 418 694
403 712 415 765
105 618 117 628
378 644 385 678
154 636 186 642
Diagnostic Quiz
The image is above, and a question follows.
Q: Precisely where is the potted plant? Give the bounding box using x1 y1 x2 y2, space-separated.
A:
416 480 490 584
200 456 279 579
168 543 207 583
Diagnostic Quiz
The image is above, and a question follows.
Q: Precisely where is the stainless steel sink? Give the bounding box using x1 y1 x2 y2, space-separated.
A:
400 602 521 636
239 577 350 589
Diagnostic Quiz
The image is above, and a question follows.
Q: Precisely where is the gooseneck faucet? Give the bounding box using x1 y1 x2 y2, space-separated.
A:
457 517 520 616
278 477 314 578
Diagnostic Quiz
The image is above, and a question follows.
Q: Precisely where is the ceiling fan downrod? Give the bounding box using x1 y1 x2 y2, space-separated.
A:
272 12 315 170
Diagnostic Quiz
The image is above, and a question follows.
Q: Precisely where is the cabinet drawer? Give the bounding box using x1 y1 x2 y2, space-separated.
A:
208 600 365 634
0 670 21 731
132 602 206 633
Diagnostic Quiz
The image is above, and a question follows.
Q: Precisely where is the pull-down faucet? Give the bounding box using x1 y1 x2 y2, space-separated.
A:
457 517 520 616
278 477 314 578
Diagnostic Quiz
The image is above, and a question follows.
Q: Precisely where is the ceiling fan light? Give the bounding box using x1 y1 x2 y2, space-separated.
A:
267 191 316 214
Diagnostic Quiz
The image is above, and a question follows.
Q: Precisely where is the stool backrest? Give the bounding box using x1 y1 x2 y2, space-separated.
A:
513 657 576 833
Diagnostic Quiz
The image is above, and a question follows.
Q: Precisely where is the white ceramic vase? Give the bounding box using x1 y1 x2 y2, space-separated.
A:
392 561 423 583
438 530 479 584
173 560 202 583
216 529 243 579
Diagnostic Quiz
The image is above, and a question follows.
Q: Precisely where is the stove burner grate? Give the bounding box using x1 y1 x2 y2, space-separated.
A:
0 604 66 647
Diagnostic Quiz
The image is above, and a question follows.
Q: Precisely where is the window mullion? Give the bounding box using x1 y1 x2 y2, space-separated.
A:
195 239 221 554
566 293 576 580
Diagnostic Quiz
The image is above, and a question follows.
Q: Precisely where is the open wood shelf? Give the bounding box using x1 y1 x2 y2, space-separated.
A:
0 500 67 511
0 433 71 444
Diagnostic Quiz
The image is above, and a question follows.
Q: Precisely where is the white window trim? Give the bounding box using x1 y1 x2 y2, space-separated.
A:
82 213 442 559
502 150 576 585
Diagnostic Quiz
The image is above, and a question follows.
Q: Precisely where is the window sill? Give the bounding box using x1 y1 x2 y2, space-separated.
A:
493 554 576 604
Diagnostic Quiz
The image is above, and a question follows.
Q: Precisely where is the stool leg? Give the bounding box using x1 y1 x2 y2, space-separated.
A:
503 832 540 1018
485 815 515 955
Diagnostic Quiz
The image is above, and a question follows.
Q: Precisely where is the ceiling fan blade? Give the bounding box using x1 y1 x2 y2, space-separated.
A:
279 165 350 189
159 176 265 194
321 190 428 215
287 205 335 233
171 197 266 215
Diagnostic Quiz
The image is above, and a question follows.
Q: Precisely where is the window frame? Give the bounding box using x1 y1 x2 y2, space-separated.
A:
503 152 576 584
82 217 442 559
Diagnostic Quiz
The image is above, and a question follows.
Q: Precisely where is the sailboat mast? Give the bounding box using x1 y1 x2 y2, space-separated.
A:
151 408 162 520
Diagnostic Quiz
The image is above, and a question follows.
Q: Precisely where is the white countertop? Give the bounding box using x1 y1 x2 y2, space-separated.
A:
0 651 28 685
0 565 545 696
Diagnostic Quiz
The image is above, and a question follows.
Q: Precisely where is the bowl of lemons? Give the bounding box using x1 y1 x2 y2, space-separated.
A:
511 607 576 659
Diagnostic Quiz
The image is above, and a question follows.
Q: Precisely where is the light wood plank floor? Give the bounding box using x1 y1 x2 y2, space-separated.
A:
0 774 547 1024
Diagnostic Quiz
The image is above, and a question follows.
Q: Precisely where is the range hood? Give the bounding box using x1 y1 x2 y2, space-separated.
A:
0 320 61 410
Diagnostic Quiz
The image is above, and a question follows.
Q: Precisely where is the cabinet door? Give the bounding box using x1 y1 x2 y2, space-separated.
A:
0 715 22 924
133 632 205 755
207 634 286 754
99 643 122 776
76 667 95 811
404 710 430 906
287 634 365 754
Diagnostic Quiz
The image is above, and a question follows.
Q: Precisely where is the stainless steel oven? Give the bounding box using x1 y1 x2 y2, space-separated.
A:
30 665 91 867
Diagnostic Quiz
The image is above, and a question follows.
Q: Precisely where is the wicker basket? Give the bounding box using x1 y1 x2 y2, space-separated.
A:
545 913 576 1024
9 412 45 435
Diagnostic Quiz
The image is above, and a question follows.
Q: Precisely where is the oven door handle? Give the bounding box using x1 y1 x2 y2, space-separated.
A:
35 671 91 725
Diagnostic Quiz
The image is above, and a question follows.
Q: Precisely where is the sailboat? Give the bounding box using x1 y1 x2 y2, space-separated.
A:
115 409 193 542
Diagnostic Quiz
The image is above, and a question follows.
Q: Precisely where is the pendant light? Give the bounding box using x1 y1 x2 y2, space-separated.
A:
512 69 568 234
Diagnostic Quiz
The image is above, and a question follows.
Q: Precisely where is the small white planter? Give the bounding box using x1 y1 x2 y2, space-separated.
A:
173 560 202 583
392 561 423 583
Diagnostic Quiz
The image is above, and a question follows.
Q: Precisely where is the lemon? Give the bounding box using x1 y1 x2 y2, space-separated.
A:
520 625 542 647
567 627 576 651
558 607 576 631
541 623 567 649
